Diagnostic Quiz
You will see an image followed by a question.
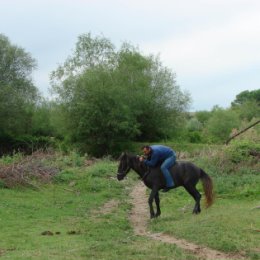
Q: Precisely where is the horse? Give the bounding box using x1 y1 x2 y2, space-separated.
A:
117 152 214 219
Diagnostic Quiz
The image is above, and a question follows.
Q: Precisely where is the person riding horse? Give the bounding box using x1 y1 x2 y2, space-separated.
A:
139 145 176 192
117 151 214 218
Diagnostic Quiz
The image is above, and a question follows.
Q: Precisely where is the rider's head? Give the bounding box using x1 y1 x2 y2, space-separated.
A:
142 145 152 156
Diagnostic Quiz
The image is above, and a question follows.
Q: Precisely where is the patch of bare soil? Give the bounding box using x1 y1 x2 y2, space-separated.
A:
129 182 246 260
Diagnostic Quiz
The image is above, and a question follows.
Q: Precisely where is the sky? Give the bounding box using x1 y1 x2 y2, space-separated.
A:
0 0 260 111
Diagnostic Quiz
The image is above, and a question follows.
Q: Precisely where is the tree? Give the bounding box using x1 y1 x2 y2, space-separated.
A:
31 99 57 136
0 34 38 136
0 34 37 100
231 89 260 121
205 107 240 143
231 89 260 107
51 33 190 156
195 110 212 125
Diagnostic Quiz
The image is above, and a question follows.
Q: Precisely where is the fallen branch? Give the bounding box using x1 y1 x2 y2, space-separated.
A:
225 120 260 145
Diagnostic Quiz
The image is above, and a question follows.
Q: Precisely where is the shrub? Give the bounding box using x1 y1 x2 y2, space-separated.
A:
225 140 260 163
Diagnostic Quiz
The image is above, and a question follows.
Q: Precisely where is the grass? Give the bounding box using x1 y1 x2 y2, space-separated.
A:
0 148 259 260
147 150 260 260
0 155 197 260
149 189 260 259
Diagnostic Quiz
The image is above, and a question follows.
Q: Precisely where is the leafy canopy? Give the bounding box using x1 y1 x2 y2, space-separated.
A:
0 34 38 136
51 33 190 156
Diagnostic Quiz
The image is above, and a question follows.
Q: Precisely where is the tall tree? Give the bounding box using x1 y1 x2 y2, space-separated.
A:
231 89 260 121
0 34 38 136
231 89 260 106
51 33 190 156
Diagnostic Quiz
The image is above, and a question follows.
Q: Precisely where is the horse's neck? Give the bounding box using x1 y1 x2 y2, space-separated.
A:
130 157 146 178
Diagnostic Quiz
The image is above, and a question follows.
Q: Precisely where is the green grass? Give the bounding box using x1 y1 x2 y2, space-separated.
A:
0 157 197 260
149 188 260 259
0 149 259 259
146 150 260 260
132 141 260 259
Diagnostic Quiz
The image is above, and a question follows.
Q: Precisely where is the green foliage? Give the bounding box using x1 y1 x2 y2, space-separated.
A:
204 107 240 143
231 89 260 121
53 169 75 183
31 99 55 136
0 133 55 156
232 100 260 121
147 143 259 259
0 151 259 259
0 34 57 156
231 89 260 107
57 151 85 167
51 33 190 156
0 34 37 92
225 139 260 163
0 34 38 137
186 131 203 143
0 161 195 260
183 117 204 143
0 152 23 165
195 110 212 125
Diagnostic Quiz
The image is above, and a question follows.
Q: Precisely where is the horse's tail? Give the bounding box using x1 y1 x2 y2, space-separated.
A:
200 169 214 208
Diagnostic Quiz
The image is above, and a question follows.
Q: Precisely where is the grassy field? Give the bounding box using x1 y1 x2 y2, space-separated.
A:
0 150 259 260
0 155 197 260
149 150 260 260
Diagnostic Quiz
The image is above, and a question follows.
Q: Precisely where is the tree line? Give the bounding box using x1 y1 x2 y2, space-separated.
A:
0 33 259 156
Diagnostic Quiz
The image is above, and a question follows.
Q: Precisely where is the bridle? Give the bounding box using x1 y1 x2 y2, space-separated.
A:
117 157 131 179
117 165 131 176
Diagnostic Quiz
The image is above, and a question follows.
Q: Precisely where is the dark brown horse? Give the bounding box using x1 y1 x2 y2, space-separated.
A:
117 152 214 219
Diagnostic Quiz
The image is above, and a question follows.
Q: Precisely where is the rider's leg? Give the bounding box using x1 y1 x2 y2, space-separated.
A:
160 155 176 188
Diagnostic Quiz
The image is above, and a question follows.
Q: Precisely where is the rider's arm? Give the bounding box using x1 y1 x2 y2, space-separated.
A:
144 151 159 167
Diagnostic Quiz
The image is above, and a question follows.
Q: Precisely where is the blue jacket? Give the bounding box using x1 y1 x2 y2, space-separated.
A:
144 145 175 167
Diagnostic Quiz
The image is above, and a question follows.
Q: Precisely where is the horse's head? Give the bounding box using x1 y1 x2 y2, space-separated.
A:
117 152 132 181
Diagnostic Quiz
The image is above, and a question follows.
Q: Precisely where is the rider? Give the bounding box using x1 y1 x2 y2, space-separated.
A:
139 145 176 192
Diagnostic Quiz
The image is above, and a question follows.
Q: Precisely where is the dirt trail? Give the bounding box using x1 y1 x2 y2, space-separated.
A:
129 182 246 260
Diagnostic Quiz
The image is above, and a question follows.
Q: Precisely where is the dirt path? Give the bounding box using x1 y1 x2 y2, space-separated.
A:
129 182 246 260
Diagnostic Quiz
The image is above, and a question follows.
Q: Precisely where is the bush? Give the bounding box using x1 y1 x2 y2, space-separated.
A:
225 140 260 163
205 108 240 143
0 134 56 156
53 169 76 183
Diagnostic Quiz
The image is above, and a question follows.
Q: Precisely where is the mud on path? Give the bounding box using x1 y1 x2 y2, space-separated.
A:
129 182 246 260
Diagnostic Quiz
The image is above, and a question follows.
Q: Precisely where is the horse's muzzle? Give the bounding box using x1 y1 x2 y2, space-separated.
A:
117 173 125 181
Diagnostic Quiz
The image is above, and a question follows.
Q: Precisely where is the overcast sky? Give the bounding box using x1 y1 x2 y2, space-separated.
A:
1 0 259 111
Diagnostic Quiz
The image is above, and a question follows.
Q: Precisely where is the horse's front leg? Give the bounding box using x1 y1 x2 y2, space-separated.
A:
154 192 161 217
148 189 158 219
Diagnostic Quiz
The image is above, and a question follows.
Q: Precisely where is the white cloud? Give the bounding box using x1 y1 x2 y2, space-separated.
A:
1 0 259 110
141 8 260 77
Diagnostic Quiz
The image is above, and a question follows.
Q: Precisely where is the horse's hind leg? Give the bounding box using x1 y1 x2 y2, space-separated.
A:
184 184 201 214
